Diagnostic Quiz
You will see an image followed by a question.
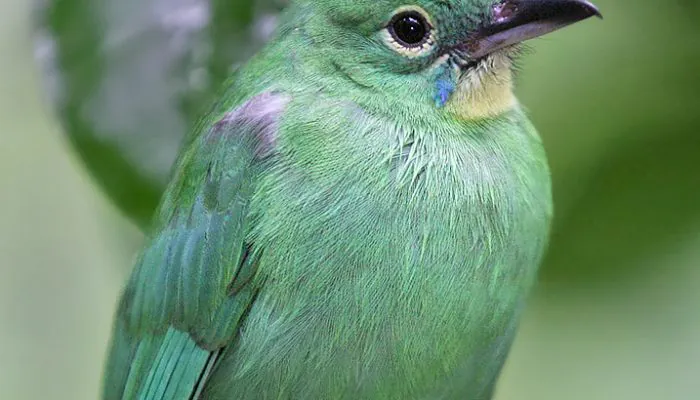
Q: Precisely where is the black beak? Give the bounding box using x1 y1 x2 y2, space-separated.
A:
466 0 602 59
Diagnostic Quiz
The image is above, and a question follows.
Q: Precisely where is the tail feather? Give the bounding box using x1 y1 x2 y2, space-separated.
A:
103 324 217 400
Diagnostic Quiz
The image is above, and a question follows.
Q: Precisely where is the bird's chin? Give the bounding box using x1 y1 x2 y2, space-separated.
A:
456 46 519 74
443 51 517 120
462 57 485 71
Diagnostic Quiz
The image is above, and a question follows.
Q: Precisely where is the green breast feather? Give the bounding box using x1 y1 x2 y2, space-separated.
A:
104 86 551 400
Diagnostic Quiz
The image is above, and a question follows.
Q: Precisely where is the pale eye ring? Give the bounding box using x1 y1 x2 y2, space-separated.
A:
383 6 436 57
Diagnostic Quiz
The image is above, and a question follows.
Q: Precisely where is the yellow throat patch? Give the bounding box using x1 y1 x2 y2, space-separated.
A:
444 54 517 120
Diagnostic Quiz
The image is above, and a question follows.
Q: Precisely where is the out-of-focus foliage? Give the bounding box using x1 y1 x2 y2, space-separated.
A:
3 0 699 399
33 0 284 227
519 0 700 285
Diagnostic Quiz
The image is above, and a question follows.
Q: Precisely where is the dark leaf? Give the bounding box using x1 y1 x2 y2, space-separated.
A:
33 0 285 228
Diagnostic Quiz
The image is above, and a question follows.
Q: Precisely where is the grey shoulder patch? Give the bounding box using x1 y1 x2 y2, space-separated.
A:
212 92 291 158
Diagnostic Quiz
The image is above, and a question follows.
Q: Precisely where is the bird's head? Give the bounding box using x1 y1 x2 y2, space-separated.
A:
303 0 601 120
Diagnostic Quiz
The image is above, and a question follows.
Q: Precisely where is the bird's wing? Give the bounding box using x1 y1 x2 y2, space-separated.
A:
102 92 290 400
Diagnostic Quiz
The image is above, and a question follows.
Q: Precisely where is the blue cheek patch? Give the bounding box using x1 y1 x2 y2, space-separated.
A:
434 79 455 108
433 65 457 108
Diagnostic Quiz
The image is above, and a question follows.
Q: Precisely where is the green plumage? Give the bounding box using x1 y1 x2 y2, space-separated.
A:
102 0 601 397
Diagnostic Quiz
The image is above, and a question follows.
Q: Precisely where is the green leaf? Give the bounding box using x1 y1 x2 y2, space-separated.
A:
33 0 285 228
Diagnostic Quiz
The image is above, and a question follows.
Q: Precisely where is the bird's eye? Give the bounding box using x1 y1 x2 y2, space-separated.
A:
383 7 436 57
390 12 430 47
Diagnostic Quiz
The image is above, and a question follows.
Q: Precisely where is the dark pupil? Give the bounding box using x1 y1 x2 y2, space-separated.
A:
393 15 427 45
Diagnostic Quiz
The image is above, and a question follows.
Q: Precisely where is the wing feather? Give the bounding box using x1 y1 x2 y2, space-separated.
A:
102 92 290 400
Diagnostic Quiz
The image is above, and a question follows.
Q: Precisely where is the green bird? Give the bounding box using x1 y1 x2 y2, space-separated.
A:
103 0 600 398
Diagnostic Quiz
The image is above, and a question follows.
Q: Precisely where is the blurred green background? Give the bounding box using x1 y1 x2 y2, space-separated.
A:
1 0 699 399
